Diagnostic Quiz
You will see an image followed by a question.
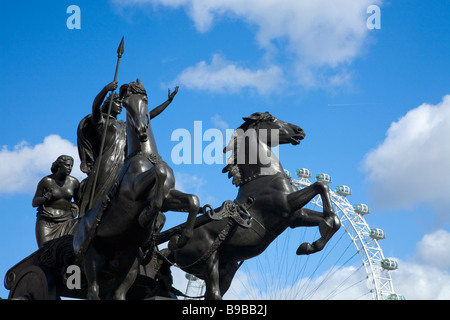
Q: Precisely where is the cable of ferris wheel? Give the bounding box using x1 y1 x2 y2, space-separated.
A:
323 263 365 300
327 276 369 300
274 224 293 293
293 226 348 300
282 230 311 299
287 228 320 299
299 239 358 300
353 287 374 300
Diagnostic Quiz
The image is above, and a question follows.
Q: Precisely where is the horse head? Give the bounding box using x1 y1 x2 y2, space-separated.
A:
242 112 305 146
119 79 158 155
223 112 305 186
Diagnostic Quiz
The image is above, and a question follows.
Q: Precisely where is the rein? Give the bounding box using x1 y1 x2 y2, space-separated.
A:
157 218 237 269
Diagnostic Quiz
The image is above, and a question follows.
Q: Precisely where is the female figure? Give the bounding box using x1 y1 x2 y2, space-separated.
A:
77 81 179 216
77 81 127 216
33 155 80 248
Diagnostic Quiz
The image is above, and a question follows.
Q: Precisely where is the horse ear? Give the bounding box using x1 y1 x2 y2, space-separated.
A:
119 84 129 100
243 112 262 123
223 133 235 153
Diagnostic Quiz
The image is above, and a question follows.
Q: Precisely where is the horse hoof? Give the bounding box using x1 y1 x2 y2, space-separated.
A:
167 231 192 250
296 242 315 255
168 235 180 251
87 291 101 300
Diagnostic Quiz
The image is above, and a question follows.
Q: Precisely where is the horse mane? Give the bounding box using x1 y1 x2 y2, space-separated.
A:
119 79 147 100
222 112 273 186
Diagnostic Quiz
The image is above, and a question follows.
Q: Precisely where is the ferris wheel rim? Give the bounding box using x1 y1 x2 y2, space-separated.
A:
292 173 399 300
182 169 404 300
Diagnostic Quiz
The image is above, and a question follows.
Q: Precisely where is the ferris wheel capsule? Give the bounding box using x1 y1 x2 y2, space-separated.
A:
381 259 398 271
369 228 386 240
353 203 370 215
185 273 198 281
387 293 406 300
296 168 312 178
316 173 332 184
284 169 291 177
335 185 352 196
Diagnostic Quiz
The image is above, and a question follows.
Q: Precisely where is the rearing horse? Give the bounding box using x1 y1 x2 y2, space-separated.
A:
73 79 199 300
161 112 341 300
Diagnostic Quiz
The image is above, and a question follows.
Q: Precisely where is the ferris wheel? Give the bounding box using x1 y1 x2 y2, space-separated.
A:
182 168 405 300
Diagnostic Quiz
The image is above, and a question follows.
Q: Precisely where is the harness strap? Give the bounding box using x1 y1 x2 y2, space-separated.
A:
159 218 235 270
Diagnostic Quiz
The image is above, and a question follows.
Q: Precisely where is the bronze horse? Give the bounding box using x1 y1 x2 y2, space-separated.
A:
161 112 341 300
73 79 199 300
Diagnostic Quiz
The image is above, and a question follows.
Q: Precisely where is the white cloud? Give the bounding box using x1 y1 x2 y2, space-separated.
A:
113 0 381 90
174 171 206 194
211 114 229 130
362 95 450 225
415 229 450 270
173 54 283 94
174 171 216 205
224 265 370 300
0 135 84 195
391 229 450 300
392 261 450 300
222 231 450 300
166 229 450 300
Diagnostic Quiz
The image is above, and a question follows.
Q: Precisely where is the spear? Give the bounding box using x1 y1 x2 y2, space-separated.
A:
88 36 125 209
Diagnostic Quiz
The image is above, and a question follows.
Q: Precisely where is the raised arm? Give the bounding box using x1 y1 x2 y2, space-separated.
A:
92 81 118 124
149 86 179 119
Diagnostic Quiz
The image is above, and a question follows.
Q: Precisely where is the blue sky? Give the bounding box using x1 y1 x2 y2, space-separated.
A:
1 1 449 299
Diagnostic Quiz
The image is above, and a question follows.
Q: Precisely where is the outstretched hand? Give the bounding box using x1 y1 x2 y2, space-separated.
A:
168 86 179 101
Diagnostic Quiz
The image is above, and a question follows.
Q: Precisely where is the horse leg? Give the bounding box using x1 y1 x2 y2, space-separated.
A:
288 182 333 217
203 251 222 300
219 260 240 297
154 254 174 298
289 207 339 255
289 207 324 227
138 162 167 228
162 189 200 248
287 182 341 255
83 244 105 300
108 250 140 300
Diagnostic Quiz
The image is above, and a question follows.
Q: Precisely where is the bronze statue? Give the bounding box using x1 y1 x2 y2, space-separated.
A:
33 155 80 248
155 112 341 299
72 79 199 300
4 38 343 301
77 82 179 217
